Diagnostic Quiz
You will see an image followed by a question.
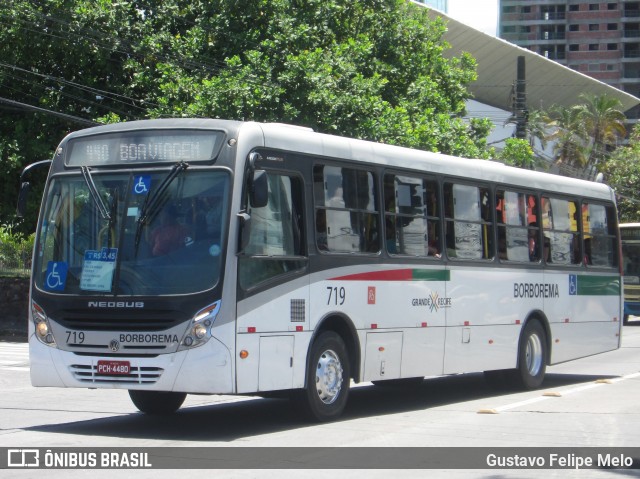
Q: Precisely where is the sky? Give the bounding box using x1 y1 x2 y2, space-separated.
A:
447 0 499 37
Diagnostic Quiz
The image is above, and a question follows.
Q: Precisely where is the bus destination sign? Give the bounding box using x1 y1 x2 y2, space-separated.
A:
621 228 640 240
66 130 223 166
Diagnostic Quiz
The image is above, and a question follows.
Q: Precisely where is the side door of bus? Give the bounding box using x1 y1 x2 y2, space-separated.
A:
236 164 310 393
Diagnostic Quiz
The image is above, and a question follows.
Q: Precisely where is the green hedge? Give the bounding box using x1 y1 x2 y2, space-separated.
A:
0 225 34 278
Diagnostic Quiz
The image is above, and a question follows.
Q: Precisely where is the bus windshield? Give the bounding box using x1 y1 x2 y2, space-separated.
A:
34 169 229 296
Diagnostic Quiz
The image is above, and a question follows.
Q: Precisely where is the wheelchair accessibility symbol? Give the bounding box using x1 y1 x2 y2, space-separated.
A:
133 175 151 195
45 261 68 291
569 274 578 296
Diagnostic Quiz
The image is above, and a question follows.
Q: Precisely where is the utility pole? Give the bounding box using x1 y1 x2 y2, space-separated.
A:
514 55 528 139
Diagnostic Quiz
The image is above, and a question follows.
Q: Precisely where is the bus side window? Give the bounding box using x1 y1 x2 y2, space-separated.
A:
496 190 539 263
239 172 306 290
383 173 440 257
542 196 581 265
314 165 379 254
583 203 618 268
444 182 493 260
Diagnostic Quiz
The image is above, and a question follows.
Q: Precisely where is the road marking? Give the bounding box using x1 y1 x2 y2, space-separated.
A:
479 372 640 414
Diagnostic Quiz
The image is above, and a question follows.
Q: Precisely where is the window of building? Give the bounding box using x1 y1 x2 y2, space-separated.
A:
520 25 531 33
607 23 618 31
569 5 579 12
522 6 531 14
589 24 600 31
589 44 600 51
608 3 617 10
502 6 516 14
383 174 440 258
502 26 516 34
589 4 600 11
588 63 600 71
569 44 580 51
607 43 618 51
569 24 579 32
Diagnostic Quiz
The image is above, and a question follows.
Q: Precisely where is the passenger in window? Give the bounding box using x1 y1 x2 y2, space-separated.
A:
583 238 592 265
427 221 440 258
528 225 539 261
498 233 508 260
316 210 328 251
543 236 551 263
150 203 190 256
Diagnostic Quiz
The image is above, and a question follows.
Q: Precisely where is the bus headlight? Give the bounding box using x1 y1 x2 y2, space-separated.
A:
178 300 221 351
31 301 56 347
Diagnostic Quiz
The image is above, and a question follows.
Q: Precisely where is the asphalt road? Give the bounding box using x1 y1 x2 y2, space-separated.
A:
1 322 640 478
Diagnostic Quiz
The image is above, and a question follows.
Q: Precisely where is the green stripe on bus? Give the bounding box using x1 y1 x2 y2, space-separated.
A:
578 275 621 296
412 269 450 281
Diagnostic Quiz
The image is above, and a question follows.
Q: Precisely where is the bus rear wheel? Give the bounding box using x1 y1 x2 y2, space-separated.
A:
299 331 350 422
511 320 547 390
129 390 186 414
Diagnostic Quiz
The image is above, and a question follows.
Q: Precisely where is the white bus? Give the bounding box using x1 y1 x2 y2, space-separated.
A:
620 223 640 323
22 119 622 421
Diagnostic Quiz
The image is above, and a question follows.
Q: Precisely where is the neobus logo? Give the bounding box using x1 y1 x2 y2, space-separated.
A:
88 301 145 308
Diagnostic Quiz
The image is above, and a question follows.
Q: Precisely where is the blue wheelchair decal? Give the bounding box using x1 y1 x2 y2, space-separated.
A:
569 274 578 296
132 175 151 195
45 261 68 291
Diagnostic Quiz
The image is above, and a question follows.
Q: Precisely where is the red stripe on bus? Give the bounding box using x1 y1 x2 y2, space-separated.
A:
329 269 413 281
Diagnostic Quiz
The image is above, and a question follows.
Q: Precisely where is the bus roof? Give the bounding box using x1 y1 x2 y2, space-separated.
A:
60 118 615 203
256 122 615 202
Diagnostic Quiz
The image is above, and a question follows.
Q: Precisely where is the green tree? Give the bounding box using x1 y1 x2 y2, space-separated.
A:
497 137 535 169
0 0 495 234
573 93 626 174
545 104 588 170
601 124 640 222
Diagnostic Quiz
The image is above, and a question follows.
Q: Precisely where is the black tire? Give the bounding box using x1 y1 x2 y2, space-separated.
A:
299 331 350 422
128 390 186 414
623 314 629 325
510 320 547 390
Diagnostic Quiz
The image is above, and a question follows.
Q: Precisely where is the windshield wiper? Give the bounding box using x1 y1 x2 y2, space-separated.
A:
134 161 189 251
80 166 110 220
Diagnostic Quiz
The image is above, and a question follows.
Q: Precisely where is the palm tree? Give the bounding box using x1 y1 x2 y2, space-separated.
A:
573 93 626 175
545 104 588 171
524 109 550 152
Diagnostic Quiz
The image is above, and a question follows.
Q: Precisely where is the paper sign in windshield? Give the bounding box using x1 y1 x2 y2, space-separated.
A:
80 247 118 292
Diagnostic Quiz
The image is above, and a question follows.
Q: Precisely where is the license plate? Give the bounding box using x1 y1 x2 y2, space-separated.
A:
97 360 131 375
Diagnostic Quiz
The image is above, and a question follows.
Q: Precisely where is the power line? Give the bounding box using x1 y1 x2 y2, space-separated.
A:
0 96 99 126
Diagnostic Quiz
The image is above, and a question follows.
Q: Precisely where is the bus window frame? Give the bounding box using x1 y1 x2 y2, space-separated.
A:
443 178 495 262
382 170 442 259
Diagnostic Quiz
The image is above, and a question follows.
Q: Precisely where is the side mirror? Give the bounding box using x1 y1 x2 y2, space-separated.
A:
249 170 268 208
16 181 30 218
15 159 52 218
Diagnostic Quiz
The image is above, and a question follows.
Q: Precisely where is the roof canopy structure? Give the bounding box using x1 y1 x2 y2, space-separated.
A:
426 9 640 113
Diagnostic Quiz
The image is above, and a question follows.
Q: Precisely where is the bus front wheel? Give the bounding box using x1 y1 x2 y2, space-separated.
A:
511 320 547 390
299 331 350 422
129 390 186 414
